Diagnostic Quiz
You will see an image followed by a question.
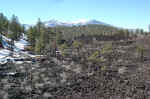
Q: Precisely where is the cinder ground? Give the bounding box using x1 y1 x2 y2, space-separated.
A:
0 38 150 99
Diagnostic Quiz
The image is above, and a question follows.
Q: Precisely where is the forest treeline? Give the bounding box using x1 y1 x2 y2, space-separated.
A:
0 13 149 54
0 13 25 41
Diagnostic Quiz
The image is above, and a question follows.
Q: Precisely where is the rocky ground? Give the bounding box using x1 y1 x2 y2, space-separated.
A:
0 39 150 99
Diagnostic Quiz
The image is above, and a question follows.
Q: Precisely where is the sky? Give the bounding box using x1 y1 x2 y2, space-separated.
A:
0 0 150 31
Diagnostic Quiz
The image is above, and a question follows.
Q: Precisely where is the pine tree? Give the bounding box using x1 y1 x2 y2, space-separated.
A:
8 15 22 40
0 13 9 34
21 24 26 33
0 13 8 49
34 27 49 53
35 38 42 53
56 31 63 45
27 26 37 47
36 18 44 37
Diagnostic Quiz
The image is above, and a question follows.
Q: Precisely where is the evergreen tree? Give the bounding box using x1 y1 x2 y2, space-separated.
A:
21 24 26 34
36 18 43 37
35 38 42 53
27 26 37 47
8 15 22 40
0 13 9 34
34 27 49 53
56 31 63 45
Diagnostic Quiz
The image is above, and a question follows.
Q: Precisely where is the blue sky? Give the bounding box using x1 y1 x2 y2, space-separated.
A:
0 0 150 31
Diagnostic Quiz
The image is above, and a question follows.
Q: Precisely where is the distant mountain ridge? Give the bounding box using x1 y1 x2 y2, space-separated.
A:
44 19 110 27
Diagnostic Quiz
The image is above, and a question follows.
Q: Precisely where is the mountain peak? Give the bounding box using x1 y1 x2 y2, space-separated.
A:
44 19 109 27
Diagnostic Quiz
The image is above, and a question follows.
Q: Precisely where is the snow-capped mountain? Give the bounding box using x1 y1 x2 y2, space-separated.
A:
44 19 109 27
45 20 72 27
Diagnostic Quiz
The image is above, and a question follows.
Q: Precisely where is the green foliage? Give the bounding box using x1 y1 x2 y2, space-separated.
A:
88 50 106 64
136 45 144 53
56 31 63 45
60 43 68 51
24 17 146 54
0 35 2 47
27 27 37 47
36 18 42 31
0 13 9 34
136 45 144 60
54 25 126 40
101 42 113 54
72 40 82 49
59 43 68 57
35 38 43 53
101 66 106 71
34 27 50 53
8 15 22 40
21 25 26 34
0 13 143 55
27 19 56 53
88 51 99 62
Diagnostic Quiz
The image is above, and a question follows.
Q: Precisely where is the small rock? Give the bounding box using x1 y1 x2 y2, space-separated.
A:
43 92 52 98
118 67 127 74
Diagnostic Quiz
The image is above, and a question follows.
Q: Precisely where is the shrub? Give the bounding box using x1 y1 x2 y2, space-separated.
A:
59 43 68 57
72 40 82 49
88 51 105 63
136 45 144 61
101 42 113 54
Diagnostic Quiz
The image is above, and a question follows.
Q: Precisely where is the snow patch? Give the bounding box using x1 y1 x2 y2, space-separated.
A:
15 39 29 51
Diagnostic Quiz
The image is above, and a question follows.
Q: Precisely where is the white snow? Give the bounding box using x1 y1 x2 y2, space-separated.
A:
0 34 43 64
7 72 17 75
0 34 30 64
0 49 11 58
1 35 11 42
15 39 29 51
45 19 107 27
71 19 88 24
15 61 24 64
